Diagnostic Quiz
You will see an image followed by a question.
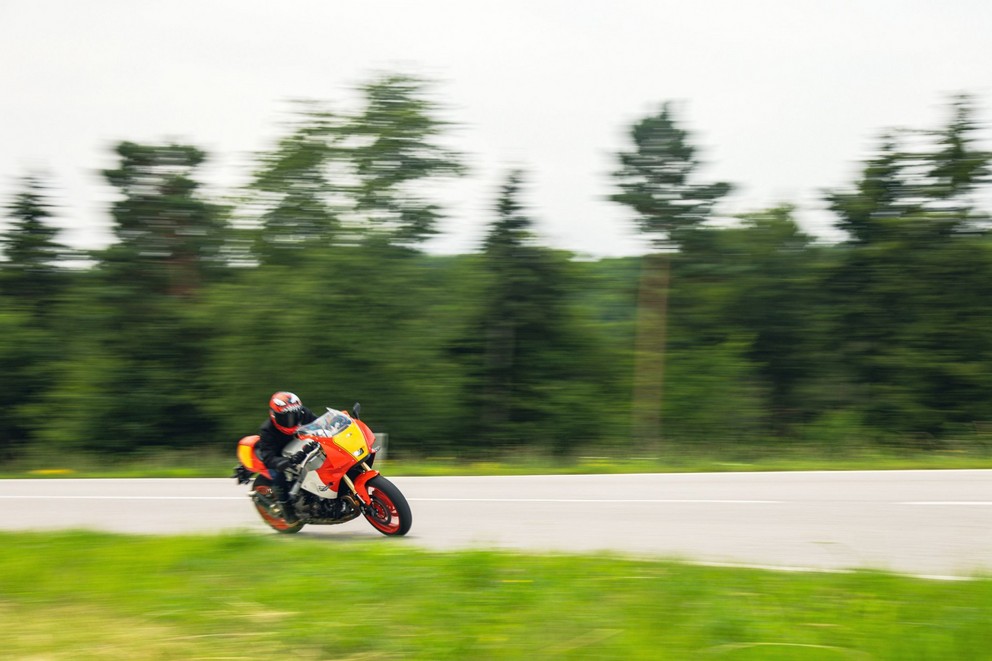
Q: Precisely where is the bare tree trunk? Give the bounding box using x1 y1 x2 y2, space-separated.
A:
632 252 670 455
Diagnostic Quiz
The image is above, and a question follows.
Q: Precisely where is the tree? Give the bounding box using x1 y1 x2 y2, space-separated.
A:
611 103 732 450
674 207 822 436
0 176 73 305
32 142 231 452
927 94 991 215
472 171 539 443
247 102 345 265
0 178 72 452
827 132 915 245
99 141 230 297
246 74 466 261
825 97 992 441
829 96 991 244
824 218 992 440
453 172 612 454
344 74 466 247
0 305 55 452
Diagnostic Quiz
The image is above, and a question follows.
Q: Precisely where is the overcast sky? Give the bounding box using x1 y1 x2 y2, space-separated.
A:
2 1 991 257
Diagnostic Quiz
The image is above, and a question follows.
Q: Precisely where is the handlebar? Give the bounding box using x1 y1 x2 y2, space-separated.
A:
300 439 321 461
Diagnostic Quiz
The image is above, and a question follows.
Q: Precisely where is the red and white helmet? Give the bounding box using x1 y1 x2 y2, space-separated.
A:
269 391 305 434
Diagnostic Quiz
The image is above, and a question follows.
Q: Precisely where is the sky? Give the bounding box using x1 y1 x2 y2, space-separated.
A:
2 0 991 257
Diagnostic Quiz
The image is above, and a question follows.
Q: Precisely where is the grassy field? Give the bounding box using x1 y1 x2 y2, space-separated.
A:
2 531 991 659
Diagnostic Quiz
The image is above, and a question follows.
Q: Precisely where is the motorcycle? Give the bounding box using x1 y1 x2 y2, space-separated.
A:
232 403 412 536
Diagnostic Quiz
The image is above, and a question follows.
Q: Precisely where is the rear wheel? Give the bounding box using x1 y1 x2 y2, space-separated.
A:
252 475 304 534
363 476 412 536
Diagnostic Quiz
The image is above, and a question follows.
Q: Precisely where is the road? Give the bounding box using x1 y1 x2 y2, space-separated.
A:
2 470 992 578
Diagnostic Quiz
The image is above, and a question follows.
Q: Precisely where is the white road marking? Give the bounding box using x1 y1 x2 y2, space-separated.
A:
0 495 244 500
4 495 992 507
409 498 783 504
0 495 779 503
899 501 992 506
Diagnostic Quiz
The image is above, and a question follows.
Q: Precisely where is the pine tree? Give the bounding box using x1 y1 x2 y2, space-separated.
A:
825 97 992 439
0 176 71 450
611 103 732 450
0 176 72 305
99 142 229 298
459 171 603 452
927 94 992 223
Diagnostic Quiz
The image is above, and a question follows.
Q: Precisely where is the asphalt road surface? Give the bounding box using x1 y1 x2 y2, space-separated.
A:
3 470 992 578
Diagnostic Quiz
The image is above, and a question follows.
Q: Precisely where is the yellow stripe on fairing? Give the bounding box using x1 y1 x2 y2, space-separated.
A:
238 444 258 470
333 422 369 460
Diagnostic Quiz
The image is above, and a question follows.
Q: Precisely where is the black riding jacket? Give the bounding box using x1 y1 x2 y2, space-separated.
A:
255 407 318 468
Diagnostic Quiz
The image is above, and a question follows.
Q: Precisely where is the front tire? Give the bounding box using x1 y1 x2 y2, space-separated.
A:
252 475 304 534
363 476 412 536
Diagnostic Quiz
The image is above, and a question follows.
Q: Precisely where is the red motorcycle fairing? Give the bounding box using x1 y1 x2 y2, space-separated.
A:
352 469 381 505
237 435 271 479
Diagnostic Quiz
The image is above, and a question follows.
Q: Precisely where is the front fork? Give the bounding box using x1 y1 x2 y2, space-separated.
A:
343 463 380 507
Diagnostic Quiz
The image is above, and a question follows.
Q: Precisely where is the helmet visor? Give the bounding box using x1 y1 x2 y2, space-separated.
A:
276 408 303 430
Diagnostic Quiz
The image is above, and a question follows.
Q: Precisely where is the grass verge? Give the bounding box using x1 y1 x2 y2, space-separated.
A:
2 531 992 659
4 445 992 479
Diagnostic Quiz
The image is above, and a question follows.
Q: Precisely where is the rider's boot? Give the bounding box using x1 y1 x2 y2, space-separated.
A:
271 481 298 524
278 496 298 524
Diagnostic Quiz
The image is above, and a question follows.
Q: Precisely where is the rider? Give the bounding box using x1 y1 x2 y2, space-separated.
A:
256 391 318 524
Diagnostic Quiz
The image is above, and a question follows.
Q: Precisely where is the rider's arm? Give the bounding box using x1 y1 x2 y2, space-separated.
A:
300 407 318 426
255 426 286 468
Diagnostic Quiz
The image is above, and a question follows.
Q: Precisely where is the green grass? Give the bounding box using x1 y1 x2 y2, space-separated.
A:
2 531 991 659
4 444 992 479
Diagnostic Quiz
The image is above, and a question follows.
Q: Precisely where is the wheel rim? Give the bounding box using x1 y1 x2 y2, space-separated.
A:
365 488 402 534
254 484 297 532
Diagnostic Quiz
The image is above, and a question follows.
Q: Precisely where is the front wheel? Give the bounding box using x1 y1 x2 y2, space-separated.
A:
252 475 304 534
363 476 412 536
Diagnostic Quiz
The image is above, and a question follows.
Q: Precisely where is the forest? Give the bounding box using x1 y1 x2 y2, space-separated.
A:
2 73 991 462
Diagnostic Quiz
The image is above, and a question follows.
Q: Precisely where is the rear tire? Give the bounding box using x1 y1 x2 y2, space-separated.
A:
363 476 412 536
252 475 304 534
